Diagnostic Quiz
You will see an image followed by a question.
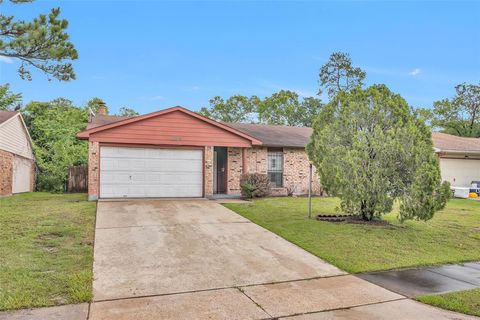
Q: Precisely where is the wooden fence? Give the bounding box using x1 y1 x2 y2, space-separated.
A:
67 165 88 192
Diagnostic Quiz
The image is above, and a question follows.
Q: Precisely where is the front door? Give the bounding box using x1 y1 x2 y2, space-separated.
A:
214 147 228 194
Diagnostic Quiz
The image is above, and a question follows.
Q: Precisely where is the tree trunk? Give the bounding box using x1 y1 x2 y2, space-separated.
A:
360 201 374 221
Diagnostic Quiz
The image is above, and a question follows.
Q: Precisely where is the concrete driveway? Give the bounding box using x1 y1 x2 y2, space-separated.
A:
88 200 476 320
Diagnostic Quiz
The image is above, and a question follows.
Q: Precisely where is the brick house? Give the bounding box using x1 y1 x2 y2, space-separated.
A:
77 105 321 200
0 110 35 196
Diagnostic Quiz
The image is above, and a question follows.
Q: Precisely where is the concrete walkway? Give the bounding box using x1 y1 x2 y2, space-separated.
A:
358 262 480 297
1 200 477 320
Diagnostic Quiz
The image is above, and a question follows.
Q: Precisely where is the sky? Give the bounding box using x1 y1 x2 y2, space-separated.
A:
1 1 479 115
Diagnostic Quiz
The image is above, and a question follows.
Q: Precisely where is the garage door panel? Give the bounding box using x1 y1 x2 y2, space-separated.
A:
100 147 203 198
12 156 32 194
440 158 480 187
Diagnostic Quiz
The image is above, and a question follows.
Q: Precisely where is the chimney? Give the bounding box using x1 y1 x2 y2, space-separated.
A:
97 101 107 115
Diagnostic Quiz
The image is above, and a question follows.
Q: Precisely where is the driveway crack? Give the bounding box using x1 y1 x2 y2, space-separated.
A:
236 287 274 319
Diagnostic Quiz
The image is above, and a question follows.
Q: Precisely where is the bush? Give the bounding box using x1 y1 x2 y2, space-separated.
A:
240 173 271 198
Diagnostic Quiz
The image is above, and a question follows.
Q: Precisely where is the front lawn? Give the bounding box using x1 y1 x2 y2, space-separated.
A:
224 197 480 273
417 288 480 317
0 193 96 311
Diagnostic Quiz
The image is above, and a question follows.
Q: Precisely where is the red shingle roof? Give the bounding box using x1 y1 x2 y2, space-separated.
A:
0 110 18 125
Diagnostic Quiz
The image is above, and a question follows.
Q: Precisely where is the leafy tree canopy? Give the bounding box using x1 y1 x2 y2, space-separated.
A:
258 90 322 127
0 0 78 81
118 106 139 117
22 98 88 192
0 83 22 110
319 52 366 98
432 83 480 137
199 91 322 127
86 97 107 115
199 95 259 123
307 84 450 222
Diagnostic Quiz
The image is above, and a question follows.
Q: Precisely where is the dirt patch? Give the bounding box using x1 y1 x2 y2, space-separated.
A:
316 214 391 226
37 232 63 240
81 239 94 246
41 246 59 253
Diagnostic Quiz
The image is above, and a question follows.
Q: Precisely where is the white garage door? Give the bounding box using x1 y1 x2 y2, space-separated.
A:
100 147 203 198
439 158 480 187
12 156 32 194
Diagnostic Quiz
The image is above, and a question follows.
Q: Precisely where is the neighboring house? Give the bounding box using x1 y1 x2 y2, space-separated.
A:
0 110 35 196
432 132 480 187
77 106 321 200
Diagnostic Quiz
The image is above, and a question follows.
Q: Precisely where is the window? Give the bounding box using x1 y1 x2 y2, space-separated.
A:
268 148 283 187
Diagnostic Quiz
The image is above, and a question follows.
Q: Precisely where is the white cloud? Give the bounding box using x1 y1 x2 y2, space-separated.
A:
191 86 200 91
0 56 13 64
409 68 422 77
150 95 165 101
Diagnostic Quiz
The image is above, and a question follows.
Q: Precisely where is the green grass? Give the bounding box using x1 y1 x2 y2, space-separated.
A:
224 197 480 273
417 288 480 317
0 193 96 311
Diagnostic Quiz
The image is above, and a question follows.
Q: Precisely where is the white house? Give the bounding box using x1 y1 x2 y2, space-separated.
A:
0 110 35 196
432 132 480 187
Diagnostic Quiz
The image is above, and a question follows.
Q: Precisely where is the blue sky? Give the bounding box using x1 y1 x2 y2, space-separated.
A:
1 1 479 114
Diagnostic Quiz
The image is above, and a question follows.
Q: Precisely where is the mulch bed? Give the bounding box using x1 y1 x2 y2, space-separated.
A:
316 214 391 226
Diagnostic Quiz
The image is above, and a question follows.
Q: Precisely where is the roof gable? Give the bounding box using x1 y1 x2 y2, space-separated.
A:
0 112 34 159
78 106 261 147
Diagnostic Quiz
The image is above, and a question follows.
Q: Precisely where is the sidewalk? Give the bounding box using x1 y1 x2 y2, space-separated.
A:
358 262 480 297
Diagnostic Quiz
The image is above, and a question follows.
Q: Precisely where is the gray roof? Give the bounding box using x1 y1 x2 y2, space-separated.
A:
225 123 313 148
86 114 132 129
432 132 480 154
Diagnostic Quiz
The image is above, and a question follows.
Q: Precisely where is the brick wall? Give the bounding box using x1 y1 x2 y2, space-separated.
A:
283 148 321 195
227 147 243 194
246 147 267 174
204 146 213 197
229 146 321 196
88 141 99 200
0 149 13 196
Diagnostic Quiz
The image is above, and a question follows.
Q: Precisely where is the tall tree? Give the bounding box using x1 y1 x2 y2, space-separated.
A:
199 95 259 123
86 97 108 115
432 83 480 137
319 52 366 98
307 85 450 222
118 106 139 117
0 83 22 110
258 90 322 127
0 0 78 81
22 98 88 192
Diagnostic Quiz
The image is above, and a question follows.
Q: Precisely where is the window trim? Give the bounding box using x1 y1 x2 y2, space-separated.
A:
267 148 284 188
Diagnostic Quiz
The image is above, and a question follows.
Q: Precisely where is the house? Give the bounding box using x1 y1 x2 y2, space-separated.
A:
77 105 480 200
432 132 480 187
77 105 321 200
0 110 35 196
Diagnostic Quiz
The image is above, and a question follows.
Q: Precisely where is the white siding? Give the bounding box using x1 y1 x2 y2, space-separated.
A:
0 115 34 160
439 158 480 187
12 155 33 193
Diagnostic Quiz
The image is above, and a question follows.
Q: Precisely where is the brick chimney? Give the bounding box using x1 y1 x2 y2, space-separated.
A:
97 101 107 115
